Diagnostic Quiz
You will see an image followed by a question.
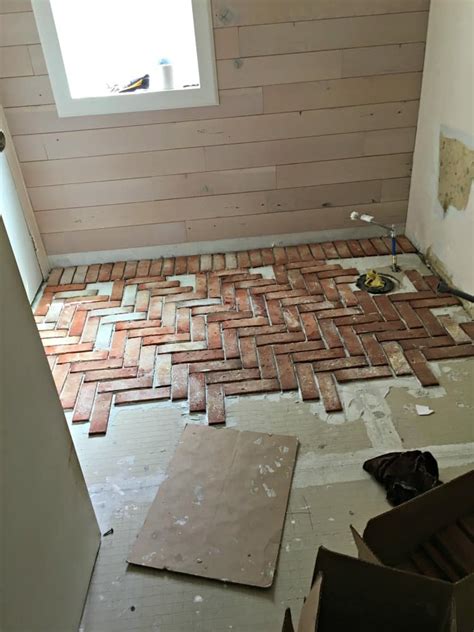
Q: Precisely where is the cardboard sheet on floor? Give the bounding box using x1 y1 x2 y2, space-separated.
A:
128 424 298 587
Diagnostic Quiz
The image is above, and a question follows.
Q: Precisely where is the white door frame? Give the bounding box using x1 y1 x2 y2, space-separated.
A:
0 106 49 283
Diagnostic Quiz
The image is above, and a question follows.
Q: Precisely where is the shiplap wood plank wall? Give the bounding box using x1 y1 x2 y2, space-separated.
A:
0 0 430 255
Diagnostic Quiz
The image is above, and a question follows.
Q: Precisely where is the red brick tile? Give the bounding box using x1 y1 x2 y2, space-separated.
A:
174 256 187 274
84 367 138 382
125 275 165 286
373 295 400 321
47 283 87 293
370 237 390 255
238 324 287 337
316 372 342 412
208 276 221 298
89 393 113 434
293 348 345 363
320 242 338 258
98 376 153 393
334 366 392 382
288 268 306 290
359 239 377 256
333 240 352 258
297 243 313 260
115 387 170 405
303 272 323 294
222 316 268 329
266 288 307 300
189 359 241 373
158 341 205 354
300 312 321 340
338 326 365 355
391 291 436 302
410 297 459 309
223 328 239 358
261 248 275 265
282 295 327 307
111 261 126 280
39 329 68 339
148 296 163 320
319 320 343 347
283 306 302 332
69 309 87 337
136 259 151 276
64 295 111 305
423 344 474 360
240 336 259 368
173 349 224 364
313 356 367 372
353 321 404 334
416 308 446 336
337 284 358 307
176 308 190 334
57 350 108 364
307 243 325 260
332 313 381 326
161 302 176 327
316 308 361 320
438 316 471 344
60 372 83 409
235 288 251 312
191 315 206 341
134 290 150 313
137 345 156 377
162 257 175 275
130 328 179 341
248 249 262 267
394 301 423 328
360 333 388 366
47 268 63 286
347 240 365 257
251 293 267 318
45 342 94 356
70 358 123 372
286 245 301 262
318 267 359 280
154 353 172 386
236 250 250 268
148 259 162 276
354 291 380 316
150 285 193 297
171 364 189 400
399 335 453 350
298 301 341 313
98 263 113 281
34 294 53 316
273 264 289 284
207 310 253 323
460 322 474 339
296 363 319 400
207 384 226 424
376 328 427 342
257 345 277 378
404 349 439 386
273 340 325 355
212 253 225 271
59 267 75 284
72 382 97 423
184 255 198 273
123 337 141 367
396 236 417 253
110 280 125 301
189 373 206 412
52 362 70 392
42 336 81 348
224 378 280 396
207 368 260 384
109 330 127 359
123 261 138 279
382 342 412 375
320 278 340 302
275 354 297 390
256 331 305 346
404 270 430 291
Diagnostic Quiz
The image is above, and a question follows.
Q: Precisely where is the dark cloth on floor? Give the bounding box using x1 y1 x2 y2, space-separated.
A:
363 450 442 506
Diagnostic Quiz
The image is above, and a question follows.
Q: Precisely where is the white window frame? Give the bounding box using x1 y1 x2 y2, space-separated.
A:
31 0 219 117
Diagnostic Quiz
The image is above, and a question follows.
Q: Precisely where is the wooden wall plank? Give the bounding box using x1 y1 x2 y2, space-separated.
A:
4 87 263 134
17 100 418 161
0 45 33 77
239 12 428 57
277 153 412 189
0 11 38 45
342 43 425 77
263 72 422 114
184 201 407 242
21 147 207 187
212 0 430 27
217 50 342 89
381 177 411 201
214 26 240 59
0 75 53 107
28 167 276 211
28 44 47 74
0 0 32 13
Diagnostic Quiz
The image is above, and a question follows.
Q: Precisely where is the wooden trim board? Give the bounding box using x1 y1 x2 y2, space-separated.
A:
128 424 298 587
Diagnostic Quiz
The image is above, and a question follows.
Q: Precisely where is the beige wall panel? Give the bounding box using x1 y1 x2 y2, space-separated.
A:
381 177 411 201
0 75 53 106
22 147 206 187
342 43 425 77
263 72 422 114
0 0 32 13
266 180 383 213
43 221 187 254
3 87 263 134
28 43 47 74
217 49 342 89
23 100 418 161
277 153 412 189
11 133 48 160
36 191 268 234
0 11 38 45
239 12 428 57
214 27 239 59
29 166 276 211
211 0 430 27
363 127 416 155
0 45 33 77
185 201 407 242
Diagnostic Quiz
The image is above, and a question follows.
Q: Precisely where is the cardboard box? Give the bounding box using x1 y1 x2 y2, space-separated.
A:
282 547 453 631
351 469 474 632
283 469 474 632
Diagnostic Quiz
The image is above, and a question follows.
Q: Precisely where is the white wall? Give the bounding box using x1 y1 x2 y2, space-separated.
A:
0 218 100 631
406 0 474 294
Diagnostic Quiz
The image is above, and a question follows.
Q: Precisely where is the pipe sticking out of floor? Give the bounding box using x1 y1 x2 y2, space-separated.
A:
350 211 400 272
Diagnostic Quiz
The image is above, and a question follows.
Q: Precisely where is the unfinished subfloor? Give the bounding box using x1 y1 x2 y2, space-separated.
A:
32 239 474 631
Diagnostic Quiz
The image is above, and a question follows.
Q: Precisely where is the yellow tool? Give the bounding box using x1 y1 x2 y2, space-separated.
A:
364 270 386 289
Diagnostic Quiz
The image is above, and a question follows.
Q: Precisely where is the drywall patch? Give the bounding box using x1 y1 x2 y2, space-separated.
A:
438 132 474 211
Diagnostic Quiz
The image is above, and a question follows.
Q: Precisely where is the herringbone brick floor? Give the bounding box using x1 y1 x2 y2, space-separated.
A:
34 237 474 435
